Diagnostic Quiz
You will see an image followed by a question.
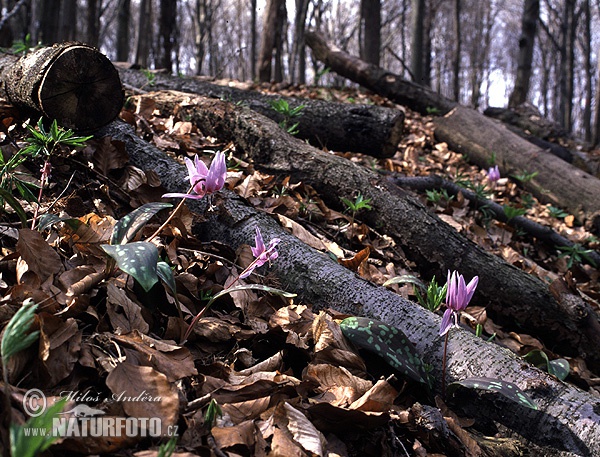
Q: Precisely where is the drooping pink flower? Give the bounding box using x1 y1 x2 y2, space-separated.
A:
162 152 227 200
239 227 281 279
487 165 501 182
439 270 478 335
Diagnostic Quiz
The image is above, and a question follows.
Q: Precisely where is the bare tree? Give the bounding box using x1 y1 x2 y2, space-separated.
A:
116 0 131 62
258 0 286 82
159 0 177 72
359 0 381 66
410 0 425 84
40 0 60 44
452 0 461 101
135 0 152 68
289 0 310 84
86 0 100 46
508 0 539 108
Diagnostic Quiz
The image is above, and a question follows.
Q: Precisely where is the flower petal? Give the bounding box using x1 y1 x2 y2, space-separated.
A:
440 309 454 336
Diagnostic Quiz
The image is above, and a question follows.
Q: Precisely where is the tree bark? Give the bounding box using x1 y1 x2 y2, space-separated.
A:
158 0 177 72
508 0 539 108
359 0 381 67
116 0 131 62
305 30 457 115
117 68 404 158
258 0 285 83
0 43 124 132
434 105 600 234
127 91 600 375
96 116 600 457
410 0 426 84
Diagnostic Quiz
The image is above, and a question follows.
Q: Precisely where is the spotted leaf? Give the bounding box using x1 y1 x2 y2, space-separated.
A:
102 241 159 291
523 349 570 381
340 316 429 385
110 202 172 245
447 377 538 410
156 261 176 296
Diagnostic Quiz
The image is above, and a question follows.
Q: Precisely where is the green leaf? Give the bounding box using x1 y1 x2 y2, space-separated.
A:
1 299 39 363
447 377 538 410
340 316 429 385
37 214 77 232
382 274 425 290
523 350 570 381
0 188 28 227
10 398 67 457
156 261 176 296
208 284 296 305
110 202 172 245
101 242 159 292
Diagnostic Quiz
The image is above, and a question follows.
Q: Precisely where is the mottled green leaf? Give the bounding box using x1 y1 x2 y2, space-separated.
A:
1 298 39 362
524 350 570 381
110 202 172 245
340 316 428 385
156 261 176 296
102 242 159 291
447 377 538 410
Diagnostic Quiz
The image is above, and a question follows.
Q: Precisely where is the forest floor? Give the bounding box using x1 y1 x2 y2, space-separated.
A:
1 81 599 456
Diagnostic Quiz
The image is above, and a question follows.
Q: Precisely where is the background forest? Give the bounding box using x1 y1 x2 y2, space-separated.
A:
0 0 598 140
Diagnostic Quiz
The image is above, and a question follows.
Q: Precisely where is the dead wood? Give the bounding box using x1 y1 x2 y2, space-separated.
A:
0 43 123 131
434 106 600 235
128 91 600 374
304 30 458 115
117 67 404 158
391 174 600 268
96 116 600 457
304 31 600 234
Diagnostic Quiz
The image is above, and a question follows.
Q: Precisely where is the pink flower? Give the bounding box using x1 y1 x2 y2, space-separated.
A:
163 152 227 200
239 227 281 279
439 270 478 335
487 165 500 182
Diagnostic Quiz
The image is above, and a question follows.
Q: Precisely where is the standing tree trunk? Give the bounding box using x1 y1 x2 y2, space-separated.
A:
86 0 100 47
135 0 152 68
359 0 381 66
273 0 286 82
116 0 131 62
410 0 425 84
452 0 461 101
290 0 309 84
40 0 60 44
581 0 593 142
159 0 177 72
250 0 257 80
593 46 600 146
508 0 539 108
258 0 285 82
558 0 577 132
59 0 77 42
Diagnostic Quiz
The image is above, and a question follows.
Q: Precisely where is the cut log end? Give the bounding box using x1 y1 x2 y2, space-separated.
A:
4 43 124 132
39 46 124 131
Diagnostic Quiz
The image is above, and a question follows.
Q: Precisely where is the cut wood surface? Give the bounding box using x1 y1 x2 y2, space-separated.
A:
97 117 600 457
117 67 404 158
305 30 600 235
0 44 123 131
434 106 600 234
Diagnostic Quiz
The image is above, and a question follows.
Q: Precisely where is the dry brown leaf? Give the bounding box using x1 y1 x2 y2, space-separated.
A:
305 363 372 406
220 396 272 424
17 228 63 282
108 331 197 381
349 379 397 412
211 419 257 450
277 214 328 251
85 137 129 175
281 402 325 456
106 282 150 334
106 362 179 426
38 312 81 385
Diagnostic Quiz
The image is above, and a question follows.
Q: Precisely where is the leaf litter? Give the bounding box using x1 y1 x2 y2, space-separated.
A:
0 84 599 456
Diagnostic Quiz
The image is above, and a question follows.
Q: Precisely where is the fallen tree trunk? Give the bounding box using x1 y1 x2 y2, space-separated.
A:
434 106 600 235
117 67 404 158
125 91 600 374
304 31 600 235
0 43 123 131
304 30 457 116
97 117 600 457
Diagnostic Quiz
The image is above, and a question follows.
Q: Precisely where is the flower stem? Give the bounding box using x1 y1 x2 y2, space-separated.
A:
442 330 449 399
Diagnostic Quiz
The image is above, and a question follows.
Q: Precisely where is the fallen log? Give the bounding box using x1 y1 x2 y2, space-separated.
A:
117 67 404 158
304 30 457 115
125 91 600 374
0 43 123 131
97 117 600 457
304 30 600 235
434 106 600 235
